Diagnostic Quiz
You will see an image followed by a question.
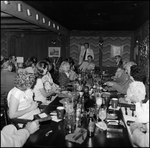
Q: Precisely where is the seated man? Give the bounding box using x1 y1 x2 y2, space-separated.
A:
104 61 136 94
1 120 40 147
79 55 95 72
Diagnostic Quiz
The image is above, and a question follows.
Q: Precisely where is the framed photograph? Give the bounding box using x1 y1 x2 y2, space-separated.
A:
16 57 24 63
48 47 61 57
111 45 124 57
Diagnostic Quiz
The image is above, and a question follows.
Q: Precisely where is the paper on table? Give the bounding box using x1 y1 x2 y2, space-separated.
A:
51 115 62 122
109 106 120 110
39 113 48 118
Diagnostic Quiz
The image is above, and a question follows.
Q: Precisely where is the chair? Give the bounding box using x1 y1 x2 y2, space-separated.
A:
9 102 46 129
1 92 10 129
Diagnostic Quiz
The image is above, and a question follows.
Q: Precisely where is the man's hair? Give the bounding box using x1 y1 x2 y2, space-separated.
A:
130 65 147 84
87 55 93 59
84 42 89 47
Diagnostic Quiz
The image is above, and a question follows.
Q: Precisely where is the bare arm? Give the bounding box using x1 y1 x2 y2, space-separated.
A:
39 88 56 98
8 95 38 119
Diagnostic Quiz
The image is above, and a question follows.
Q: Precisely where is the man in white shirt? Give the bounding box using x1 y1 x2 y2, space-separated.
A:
1 120 40 147
78 42 94 65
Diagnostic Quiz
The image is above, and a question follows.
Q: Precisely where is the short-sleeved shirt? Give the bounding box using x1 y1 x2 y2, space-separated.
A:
33 78 47 103
7 87 40 120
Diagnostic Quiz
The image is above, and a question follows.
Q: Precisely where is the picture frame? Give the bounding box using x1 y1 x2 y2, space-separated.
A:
111 45 124 57
48 47 61 57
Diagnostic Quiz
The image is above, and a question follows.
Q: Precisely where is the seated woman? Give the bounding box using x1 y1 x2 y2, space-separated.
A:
79 55 95 72
104 61 136 94
33 60 57 105
58 61 71 89
7 72 40 120
65 57 78 81
125 77 149 147
42 58 60 93
24 56 38 73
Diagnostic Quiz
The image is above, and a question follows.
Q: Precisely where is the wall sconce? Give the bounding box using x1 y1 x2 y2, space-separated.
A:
27 9 31 16
4 1 10 4
17 3 22 12
99 35 104 46
51 40 56 45
53 23 55 28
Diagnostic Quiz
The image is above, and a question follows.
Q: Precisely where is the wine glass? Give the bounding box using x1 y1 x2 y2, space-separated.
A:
99 107 107 123
95 93 102 107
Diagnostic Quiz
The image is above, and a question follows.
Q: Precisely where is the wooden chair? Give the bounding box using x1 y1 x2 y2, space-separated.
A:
1 92 10 129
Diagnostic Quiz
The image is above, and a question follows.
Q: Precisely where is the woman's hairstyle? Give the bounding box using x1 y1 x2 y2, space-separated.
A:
59 61 70 73
34 60 48 77
126 81 146 103
14 72 36 90
130 65 147 84
65 57 75 66
24 56 37 68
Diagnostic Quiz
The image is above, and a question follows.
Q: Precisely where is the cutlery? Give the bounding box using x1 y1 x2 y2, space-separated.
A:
45 130 53 136
72 129 82 139
74 129 86 141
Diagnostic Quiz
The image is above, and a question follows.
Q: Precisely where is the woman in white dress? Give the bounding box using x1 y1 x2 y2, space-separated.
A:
7 72 40 120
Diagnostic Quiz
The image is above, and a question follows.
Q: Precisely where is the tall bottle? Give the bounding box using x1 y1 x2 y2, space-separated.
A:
88 116 95 137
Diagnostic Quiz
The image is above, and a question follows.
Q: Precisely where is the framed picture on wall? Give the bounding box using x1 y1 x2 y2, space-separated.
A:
48 47 61 57
111 45 124 57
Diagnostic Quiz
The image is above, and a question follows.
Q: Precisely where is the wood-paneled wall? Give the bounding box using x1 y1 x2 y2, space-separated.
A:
70 31 134 68
1 31 70 62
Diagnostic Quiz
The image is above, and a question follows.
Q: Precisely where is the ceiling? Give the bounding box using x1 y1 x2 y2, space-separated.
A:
1 1 149 33
24 1 149 31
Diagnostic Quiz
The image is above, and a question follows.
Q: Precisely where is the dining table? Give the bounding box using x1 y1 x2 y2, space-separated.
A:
23 93 133 147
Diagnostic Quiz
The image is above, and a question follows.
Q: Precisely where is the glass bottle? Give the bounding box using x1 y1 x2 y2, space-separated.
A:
88 116 95 137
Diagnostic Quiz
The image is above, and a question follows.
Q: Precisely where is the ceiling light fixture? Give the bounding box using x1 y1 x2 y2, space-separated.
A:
36 14 39 20
48 21 51 26
17 3 22 12
4 1 10 4
43 18 45 23
27 9 31 16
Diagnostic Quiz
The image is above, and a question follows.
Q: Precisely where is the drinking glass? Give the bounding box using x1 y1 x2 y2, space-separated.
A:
95 93 102 107
99 107 107 122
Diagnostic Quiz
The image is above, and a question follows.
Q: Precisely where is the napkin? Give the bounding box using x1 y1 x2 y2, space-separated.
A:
65 128 87 144
96 122 107 130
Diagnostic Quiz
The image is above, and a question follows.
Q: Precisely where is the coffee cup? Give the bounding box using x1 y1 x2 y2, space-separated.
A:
111 98 118 109
56 106 65 119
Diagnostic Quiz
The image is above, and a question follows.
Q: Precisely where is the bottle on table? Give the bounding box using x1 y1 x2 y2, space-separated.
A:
88 114 95 137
